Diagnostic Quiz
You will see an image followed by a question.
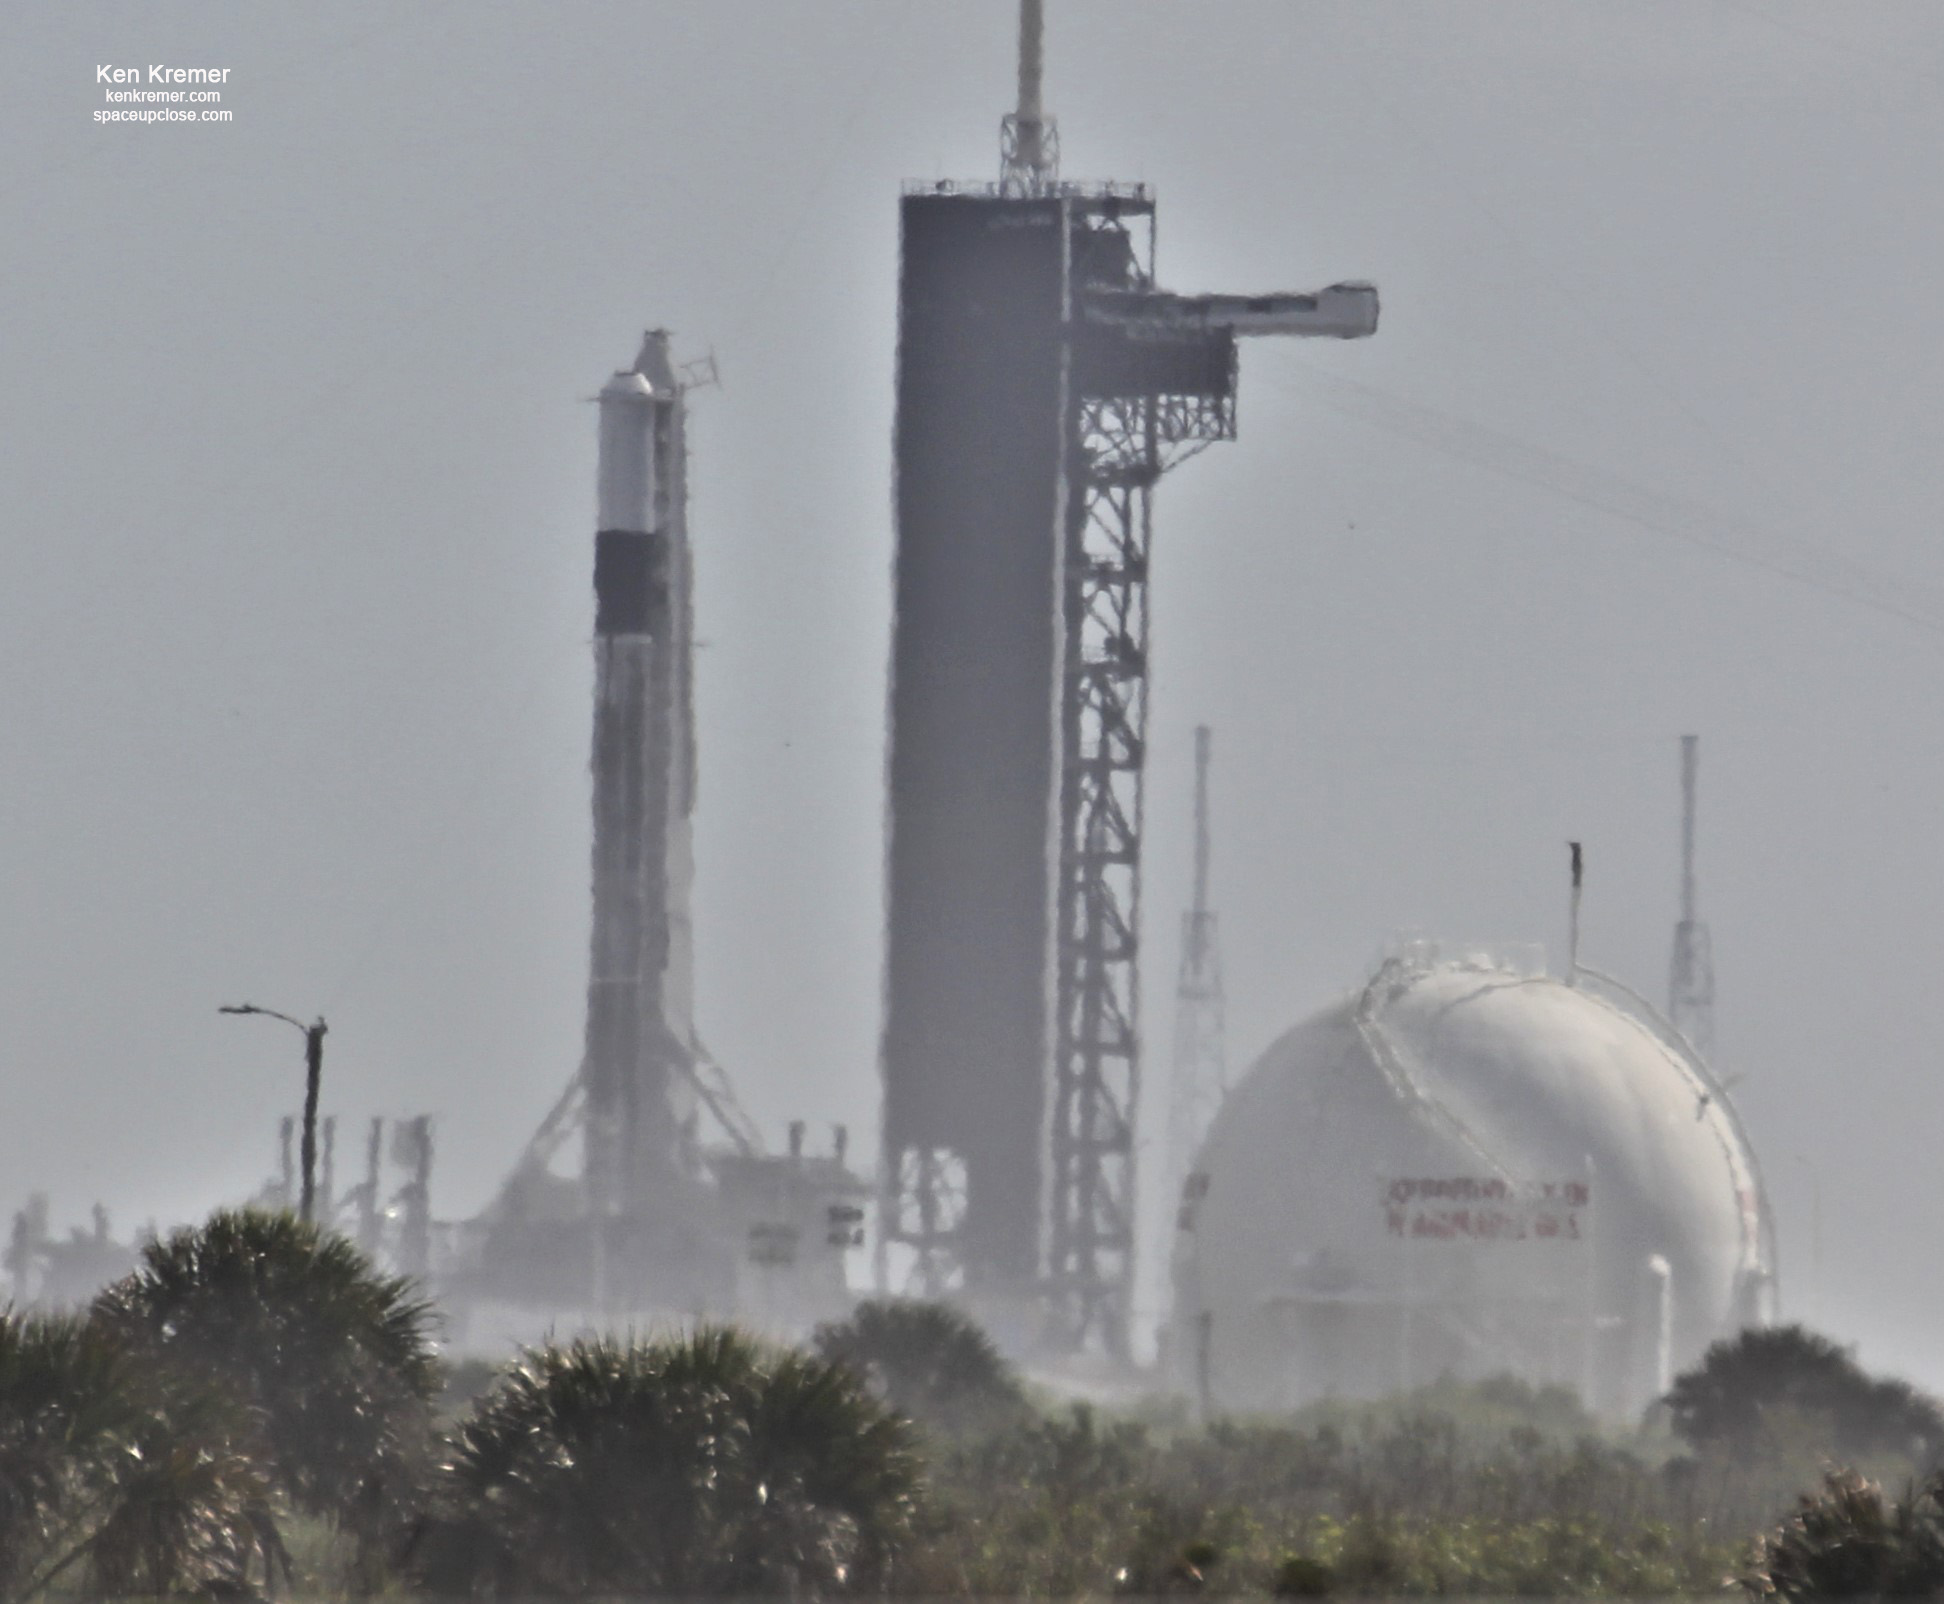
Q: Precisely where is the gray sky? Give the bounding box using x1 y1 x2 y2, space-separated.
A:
6 1 1944 1381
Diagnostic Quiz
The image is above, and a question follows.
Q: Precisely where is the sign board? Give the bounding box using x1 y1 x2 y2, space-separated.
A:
1382 1176 1589 1243
1176 1171 1211 1233
826 1203 865 1248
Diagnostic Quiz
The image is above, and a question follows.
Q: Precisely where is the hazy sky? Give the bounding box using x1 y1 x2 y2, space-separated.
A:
7 2 1944 1380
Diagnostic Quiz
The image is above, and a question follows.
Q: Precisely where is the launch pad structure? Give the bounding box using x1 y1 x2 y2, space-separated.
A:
448 333 865 1337
15 15 1780 1396
423 2 1373 1357
878 0 1377 1354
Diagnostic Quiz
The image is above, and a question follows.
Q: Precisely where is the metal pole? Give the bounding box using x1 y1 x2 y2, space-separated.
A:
299 1020 326 1225
319 1115 337 1228
1668 735 1717 1058
1191 726 1212 920
359 1116 383 1254
1647 1254 1673 1397
1680 735 1699 926
220 1004 327 1226
1567 842 1583 982
1580 1152 1598 1410
1000 0 1055 193
400 1116 432 1280
1016 0 1044 175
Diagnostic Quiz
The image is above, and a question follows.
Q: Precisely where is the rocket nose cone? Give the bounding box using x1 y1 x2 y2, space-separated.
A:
600 370 656 403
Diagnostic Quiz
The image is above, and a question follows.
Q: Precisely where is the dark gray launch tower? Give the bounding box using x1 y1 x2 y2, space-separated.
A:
879 5 1377 1353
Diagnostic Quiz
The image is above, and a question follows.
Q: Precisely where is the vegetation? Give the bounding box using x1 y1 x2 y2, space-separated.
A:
897 1395 1741 1596
1743 1468 1944 1599
7 1220 1943 1599
92 1207 440 1585
813 1296 1029 1439
0 1308 271 1599
1670 1322 1944 1466
431 1353 503 1424
408 1327 919 1597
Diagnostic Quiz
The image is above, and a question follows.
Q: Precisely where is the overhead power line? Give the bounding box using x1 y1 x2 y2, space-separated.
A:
1281 361 1944 646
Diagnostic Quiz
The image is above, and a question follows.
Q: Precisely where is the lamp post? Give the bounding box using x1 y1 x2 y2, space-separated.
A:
221 1005 328 1225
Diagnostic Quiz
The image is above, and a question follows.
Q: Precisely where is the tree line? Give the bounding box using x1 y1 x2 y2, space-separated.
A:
3 1205 1941 1599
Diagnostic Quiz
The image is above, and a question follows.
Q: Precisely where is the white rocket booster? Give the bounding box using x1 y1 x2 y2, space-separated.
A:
581 332 698 1226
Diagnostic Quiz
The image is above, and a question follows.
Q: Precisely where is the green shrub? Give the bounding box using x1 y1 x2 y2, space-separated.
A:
1743 1468 1944 1599
899 1384 1744 1596
0 1306 273 1599
92 1206 439 1585
410 1327 920 1597
813 1298 1029 1440
1671 1325 1944 1466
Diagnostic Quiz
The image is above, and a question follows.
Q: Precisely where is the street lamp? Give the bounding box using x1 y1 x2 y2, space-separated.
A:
221 1004 328 1226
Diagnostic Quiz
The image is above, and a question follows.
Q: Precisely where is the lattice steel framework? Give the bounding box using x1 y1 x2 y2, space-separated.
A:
1047 212 1235 1351
886 1145 969 1299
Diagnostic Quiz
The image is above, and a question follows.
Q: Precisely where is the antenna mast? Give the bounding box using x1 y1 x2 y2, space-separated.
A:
1167 727 1227 1239
1668 734 1717 1056
1000 0 1059 194
1567 841 1583 981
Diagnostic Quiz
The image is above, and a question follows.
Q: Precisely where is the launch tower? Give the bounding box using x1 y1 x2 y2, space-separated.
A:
879 1 1378 1353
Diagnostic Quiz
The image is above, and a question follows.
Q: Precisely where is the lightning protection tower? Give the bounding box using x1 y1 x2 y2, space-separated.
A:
1668 733 1716 1058
1166 727 1226 1240
877 0 1378 1354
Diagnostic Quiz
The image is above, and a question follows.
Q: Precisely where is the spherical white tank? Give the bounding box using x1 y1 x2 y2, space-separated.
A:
1170 948 1774 1417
